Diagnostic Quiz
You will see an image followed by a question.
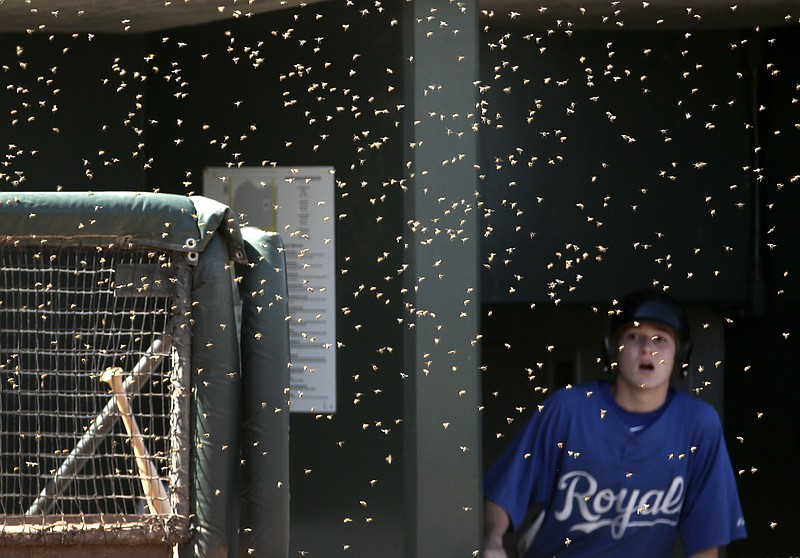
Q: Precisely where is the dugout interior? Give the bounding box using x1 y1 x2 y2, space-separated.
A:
0 192 290 558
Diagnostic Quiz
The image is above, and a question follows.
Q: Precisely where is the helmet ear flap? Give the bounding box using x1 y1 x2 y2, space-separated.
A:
601 335 615 374
677 338 693 378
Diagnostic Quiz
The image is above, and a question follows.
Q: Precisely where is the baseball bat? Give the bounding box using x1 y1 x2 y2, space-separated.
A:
102 366 173 516
25 338 170 516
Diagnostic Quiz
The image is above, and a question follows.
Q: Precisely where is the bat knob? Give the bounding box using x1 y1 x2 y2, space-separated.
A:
101 366 124 386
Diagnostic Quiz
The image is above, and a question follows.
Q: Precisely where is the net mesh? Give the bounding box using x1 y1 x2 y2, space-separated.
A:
0 242 190 542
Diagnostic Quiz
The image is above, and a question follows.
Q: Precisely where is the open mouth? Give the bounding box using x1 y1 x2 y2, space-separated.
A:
638 362 655 372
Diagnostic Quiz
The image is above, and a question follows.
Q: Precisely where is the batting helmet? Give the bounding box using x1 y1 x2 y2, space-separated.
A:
602 288 693 377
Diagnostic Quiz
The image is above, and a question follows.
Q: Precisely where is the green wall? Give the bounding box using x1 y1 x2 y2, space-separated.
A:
479 28 755 306
0 33 147 189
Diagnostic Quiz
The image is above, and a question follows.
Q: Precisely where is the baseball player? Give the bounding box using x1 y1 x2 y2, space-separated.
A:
483 288 746 557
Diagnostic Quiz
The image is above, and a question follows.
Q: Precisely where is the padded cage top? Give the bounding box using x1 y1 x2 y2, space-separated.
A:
0 192 246 263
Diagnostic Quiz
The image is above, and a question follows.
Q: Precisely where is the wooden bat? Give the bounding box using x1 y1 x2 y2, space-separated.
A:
101 366 173 515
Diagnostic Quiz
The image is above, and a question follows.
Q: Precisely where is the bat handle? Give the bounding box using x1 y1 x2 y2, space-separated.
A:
102 367 172 515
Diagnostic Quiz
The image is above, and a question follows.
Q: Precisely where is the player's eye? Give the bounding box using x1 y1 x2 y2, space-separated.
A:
651 334 671 346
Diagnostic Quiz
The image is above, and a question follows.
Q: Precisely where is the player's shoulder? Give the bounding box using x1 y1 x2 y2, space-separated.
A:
669 388 723 428
540 379 605 412
545 379 593 399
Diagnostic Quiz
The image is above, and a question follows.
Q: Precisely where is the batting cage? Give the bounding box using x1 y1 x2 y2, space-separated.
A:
0 192 290 558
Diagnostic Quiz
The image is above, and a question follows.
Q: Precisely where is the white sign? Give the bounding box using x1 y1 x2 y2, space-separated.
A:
204 166 337 413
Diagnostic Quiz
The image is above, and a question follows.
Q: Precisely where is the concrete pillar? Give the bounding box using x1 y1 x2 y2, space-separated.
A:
401 1 481 556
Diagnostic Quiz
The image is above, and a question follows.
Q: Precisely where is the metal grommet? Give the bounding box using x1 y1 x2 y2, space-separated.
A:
185 238 199 263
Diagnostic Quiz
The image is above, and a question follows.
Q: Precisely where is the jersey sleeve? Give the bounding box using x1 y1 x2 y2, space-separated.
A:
678 402 747 553
483 392 567 530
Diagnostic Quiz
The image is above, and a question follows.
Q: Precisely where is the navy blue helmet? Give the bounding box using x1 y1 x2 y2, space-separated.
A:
602 288 693 376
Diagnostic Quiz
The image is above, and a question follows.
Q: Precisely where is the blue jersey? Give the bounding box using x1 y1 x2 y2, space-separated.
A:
484 380 746 557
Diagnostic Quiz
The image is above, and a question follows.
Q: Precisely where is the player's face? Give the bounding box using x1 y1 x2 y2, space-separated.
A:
615 321 677 395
